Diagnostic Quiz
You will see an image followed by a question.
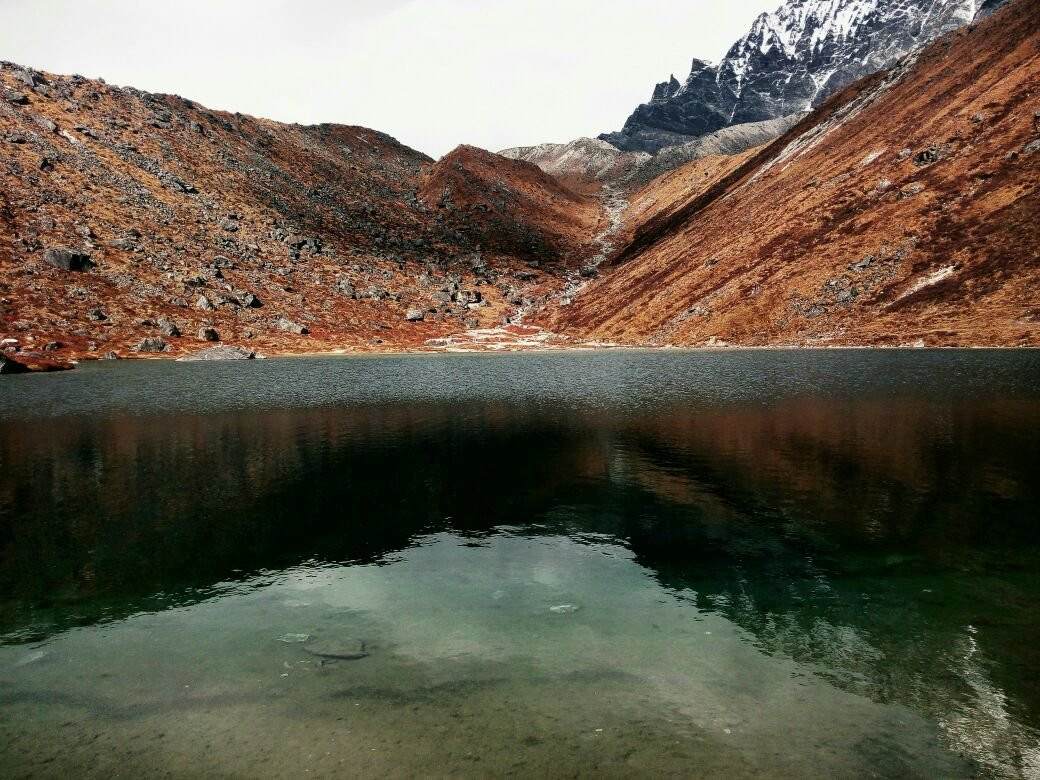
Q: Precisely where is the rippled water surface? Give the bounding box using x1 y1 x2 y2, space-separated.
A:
1 350 1039 778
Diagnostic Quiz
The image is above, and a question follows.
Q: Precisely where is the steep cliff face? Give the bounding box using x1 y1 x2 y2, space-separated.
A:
602 0 983 153
0 65 586 359
544 0 1040 347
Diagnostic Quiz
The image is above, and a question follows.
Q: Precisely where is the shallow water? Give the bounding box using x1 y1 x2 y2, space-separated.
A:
1 350 1039 777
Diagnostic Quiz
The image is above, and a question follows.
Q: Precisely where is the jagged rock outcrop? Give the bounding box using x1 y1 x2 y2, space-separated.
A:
602 0 984 153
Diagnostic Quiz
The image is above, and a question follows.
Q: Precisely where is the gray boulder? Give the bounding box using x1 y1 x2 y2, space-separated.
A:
197 327 219 342
134 337 170 353
44 248 93 271
405 309 425 322
156 315 180 337
2 88 28 105
177 345 256 361
275 317 309 335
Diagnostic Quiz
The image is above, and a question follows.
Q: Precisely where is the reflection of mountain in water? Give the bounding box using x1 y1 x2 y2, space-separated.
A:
593 403 1040 777
2 391 1039 775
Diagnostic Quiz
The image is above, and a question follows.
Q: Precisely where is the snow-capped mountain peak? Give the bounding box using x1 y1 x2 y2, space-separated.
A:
602 0 1000 153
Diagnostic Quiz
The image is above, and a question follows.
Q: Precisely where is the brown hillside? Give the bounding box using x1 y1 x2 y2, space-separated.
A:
541 0 1040 347
0 69 581 359
420 144 600 267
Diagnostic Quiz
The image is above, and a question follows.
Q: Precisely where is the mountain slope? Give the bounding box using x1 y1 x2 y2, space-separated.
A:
498 138 650 195
602 0 983 153
0 64 587 358
420 145 599 260
543 0 1040 347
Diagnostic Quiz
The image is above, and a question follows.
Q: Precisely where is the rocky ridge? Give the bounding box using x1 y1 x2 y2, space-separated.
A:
500 114 802 193
601 0 996 153
0 64 596 361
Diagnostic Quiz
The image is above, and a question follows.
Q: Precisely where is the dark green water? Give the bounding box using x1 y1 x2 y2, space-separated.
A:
1 350 1038 778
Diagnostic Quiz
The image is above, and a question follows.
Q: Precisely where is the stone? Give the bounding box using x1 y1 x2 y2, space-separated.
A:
101 351 120 360
1022 139 1040 156
239 292 262 308
303 639 368 661
35 115 57 133
156 316 180 337
549 604 580 614
2 88 28 105
277 633 312 644
42 341 61 351
195 294 216 311
197 326 220 342
44 248 93 271
177 345 255 361
135 337 170 353
405 308 425 322
0 355 30 374
219 218 239 232
275 317 309 335
12 70 35 88
336 275 356 297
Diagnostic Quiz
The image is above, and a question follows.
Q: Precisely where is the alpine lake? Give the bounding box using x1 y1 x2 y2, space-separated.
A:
1 349 1038 778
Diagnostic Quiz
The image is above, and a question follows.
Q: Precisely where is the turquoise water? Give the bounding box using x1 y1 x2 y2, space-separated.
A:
1 350 1038 777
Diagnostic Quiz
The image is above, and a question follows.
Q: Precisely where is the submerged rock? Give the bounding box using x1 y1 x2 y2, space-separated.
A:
304 639 368 660
177 345 256 361
549 604 580 614
276 633 312 644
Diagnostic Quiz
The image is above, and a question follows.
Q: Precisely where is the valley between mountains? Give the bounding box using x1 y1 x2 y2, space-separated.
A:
1 0 1037 368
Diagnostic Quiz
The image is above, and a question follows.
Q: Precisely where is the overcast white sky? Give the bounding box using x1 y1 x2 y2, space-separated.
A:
1 0 777 158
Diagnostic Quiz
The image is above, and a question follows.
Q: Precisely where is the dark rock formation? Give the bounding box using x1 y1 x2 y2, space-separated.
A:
44 248 94 271
602 0 983 153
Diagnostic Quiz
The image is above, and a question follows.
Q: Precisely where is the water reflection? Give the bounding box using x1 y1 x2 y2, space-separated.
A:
1 352 1038 776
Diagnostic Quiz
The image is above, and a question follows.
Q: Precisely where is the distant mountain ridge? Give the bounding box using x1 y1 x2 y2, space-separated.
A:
602 0 1008 153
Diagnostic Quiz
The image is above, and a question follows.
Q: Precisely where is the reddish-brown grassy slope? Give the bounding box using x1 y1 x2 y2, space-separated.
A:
421 145 599 265
0 68 593 359
542 0 1040 347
